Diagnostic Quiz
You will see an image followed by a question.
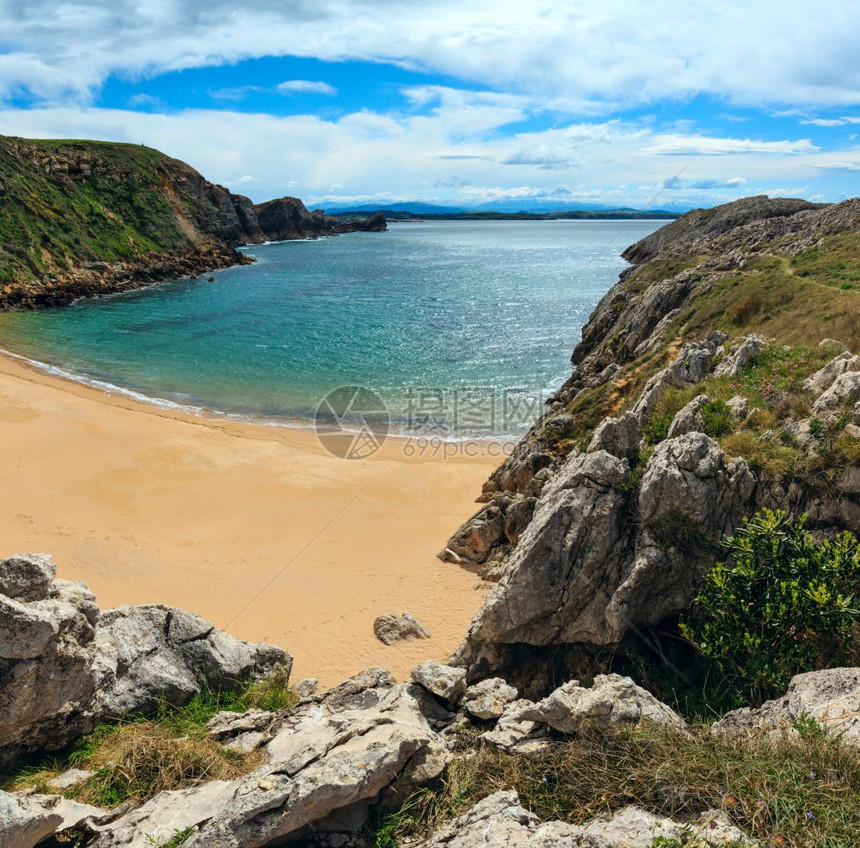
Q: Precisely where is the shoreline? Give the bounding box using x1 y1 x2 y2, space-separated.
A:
0 343 526 447
0 347 498 686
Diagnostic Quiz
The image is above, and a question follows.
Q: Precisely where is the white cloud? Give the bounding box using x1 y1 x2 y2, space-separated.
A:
646 135 817 156
1 1 860 111
277 79 337 95
800 117 860 127
0 103 839 209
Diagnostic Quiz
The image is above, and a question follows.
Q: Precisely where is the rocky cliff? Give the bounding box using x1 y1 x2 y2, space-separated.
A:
0 136 385 308
442 195 860 691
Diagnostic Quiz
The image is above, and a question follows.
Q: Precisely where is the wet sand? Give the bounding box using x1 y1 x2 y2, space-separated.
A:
0 351 498 686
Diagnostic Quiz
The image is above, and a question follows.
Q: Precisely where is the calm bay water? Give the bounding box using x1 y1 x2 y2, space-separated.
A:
0 220 665 436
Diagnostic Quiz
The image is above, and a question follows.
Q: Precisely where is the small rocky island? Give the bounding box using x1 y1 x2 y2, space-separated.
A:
2 196 860 846
0 136 385 309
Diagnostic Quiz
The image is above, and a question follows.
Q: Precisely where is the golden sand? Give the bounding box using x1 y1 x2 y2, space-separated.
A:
0 351 498 686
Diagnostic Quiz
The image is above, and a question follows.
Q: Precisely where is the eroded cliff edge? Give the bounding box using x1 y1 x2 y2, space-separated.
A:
0 136 385 309
442 195 860 692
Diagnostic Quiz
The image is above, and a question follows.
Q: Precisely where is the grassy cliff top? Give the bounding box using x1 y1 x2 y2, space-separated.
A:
534 198 860 484
0 137 222 286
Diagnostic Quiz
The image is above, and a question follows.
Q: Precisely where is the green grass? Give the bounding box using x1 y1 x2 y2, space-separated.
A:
0 136 207 290
368 723 860 847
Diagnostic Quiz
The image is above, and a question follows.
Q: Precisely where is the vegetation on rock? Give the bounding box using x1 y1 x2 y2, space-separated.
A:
2 670 297 808
681 509 860 706
368 722 860 848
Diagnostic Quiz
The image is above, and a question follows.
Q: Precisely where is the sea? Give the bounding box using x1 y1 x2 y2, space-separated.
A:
0 219 666 439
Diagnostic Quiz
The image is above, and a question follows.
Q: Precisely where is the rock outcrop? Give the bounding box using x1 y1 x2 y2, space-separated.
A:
714 667 860 748
452 425 756 688
414 790 752 847
0 554 290 767
79 669 447 847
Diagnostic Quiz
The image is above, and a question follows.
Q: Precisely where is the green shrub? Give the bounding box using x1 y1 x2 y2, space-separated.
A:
680 509 860 705
700 400 733 438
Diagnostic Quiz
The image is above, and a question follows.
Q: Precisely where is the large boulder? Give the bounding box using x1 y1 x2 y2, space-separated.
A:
0 555 291 767
87 669 448 847
92 605 288 717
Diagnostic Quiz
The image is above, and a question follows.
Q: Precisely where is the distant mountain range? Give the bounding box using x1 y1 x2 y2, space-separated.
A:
324 200 690 218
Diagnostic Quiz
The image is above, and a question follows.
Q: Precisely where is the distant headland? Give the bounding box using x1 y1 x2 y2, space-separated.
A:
0 136 385 309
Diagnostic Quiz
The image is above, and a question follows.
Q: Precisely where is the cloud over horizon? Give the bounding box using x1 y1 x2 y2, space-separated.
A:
0 1 858 208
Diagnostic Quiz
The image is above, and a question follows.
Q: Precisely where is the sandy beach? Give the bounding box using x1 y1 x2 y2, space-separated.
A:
0 350 499 686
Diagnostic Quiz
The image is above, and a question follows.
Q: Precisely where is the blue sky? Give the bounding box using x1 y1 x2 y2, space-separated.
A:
1 1 859 209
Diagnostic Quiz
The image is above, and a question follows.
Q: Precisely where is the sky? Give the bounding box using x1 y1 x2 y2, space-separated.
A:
1 1 860 210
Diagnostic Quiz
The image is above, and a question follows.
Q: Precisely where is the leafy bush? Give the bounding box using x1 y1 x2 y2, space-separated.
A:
681 509 860 705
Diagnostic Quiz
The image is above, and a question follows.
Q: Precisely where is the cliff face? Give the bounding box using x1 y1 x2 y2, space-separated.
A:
0 136 385 308
442 196 860 692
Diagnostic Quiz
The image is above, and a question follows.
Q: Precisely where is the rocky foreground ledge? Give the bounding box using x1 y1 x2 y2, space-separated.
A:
4 555 860 848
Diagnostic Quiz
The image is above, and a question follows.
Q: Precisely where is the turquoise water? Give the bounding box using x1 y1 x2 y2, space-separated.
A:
0 220 665 436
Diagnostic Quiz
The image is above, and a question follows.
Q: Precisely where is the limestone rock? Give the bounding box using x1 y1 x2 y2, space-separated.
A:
415 791 540 847
804 352 860 395
207 709 277 753
454 432 755 685
570 806 752 847
463 678 519 720
667 394 710 438
373 612 431 645
713 334 767 376
519 674 684 734
92 605 290 717
835 466 860 495
411 661 467 703
89 669 447 847
296 677 319 698
587 412 640 457
0 554 56 602
453 450 631 671
632 336 721 424
813 370 860 414
414 791 753 847
726 394 750 420
480 700 543 751
47 768 96 791
440 494 538 568
715 667 860 747
0 577 100 764
0 791 104 848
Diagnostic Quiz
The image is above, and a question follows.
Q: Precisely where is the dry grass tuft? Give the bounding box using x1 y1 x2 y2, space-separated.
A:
69 721 258 807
